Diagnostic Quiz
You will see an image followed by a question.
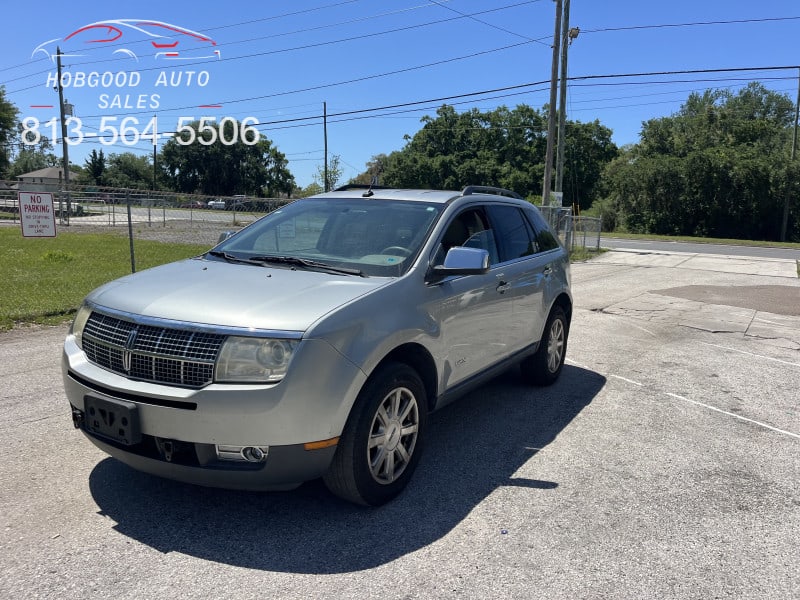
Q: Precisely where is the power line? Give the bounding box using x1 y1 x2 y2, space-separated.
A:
583 15 800 34
0 1 541 86
18 65 800 150
203 0 366 32
72 63 800 126
567 82 795 107
5 7 799 146
0 0 366 76
427 0 548 45
38 66 800 145
74 40 538 120
5 8 796 82
208 2 539 53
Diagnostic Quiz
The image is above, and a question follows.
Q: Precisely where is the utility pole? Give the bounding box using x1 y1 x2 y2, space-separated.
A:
323 101 329 192
780 67 800 242
56 47 71 224
542 0 563 206
554 0 572 198
152 114 157 193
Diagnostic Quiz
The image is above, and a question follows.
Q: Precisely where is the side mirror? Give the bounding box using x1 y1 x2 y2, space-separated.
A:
427 247 490 282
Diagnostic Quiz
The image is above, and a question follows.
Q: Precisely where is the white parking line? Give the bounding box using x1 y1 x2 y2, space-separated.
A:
697 341 800 368
566 359 592 370
664 392 800 440
566 359 800 440
609 374 644 386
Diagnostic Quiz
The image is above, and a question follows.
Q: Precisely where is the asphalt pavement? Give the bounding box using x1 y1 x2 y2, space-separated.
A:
0 245 798 599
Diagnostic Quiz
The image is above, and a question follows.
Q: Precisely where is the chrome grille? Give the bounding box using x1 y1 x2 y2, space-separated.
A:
82 312 224 388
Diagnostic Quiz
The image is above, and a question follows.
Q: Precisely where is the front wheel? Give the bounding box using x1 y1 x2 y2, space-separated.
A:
521 305 568 386
323 362 427 506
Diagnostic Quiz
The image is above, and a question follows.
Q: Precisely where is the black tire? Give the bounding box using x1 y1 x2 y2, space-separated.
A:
323 362 427 506
521 305 568 386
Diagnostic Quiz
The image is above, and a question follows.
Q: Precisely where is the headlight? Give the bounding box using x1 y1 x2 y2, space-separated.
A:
70 304 92 349
216 337 299 383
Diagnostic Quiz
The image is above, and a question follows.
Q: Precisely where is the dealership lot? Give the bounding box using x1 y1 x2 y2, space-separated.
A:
0 248 798 599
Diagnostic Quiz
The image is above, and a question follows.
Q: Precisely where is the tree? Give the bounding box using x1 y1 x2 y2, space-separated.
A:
364 104 616 205
314 154 343 191
561 119 618 210
297 181 323 197
604 83 798 240
0 86 17 177
103 152 153 189
159 119 295 197
83 149 106 185
7 135 59 177
351 154 389 186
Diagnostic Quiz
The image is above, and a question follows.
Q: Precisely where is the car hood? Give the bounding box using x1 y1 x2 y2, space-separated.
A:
86 258 390 332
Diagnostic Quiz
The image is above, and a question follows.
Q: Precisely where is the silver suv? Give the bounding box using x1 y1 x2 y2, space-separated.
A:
62 185 572 506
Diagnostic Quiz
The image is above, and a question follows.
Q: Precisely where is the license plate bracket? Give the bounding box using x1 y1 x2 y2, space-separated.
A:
84 396 141 446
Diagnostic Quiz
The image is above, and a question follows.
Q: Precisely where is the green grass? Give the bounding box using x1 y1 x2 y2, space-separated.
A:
0 229 207 331
569 246 608 262
604 231 800 249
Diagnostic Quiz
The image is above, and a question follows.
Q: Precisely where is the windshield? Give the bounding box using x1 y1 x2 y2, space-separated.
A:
211 197 443 277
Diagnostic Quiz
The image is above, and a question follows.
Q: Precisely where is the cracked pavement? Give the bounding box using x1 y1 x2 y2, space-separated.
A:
579 249 800 350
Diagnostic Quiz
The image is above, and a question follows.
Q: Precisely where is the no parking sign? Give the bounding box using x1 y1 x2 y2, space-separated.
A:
19 192 57 237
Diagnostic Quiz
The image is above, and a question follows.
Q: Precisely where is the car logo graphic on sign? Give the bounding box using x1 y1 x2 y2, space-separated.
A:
32 19 221 62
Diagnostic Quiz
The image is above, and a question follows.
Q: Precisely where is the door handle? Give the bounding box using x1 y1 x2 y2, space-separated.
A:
496 280 510 293
543 265 553 276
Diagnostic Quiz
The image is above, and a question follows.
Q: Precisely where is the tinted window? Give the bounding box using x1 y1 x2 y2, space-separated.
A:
434 208 500 265
486 205 537 262
524 206 560 252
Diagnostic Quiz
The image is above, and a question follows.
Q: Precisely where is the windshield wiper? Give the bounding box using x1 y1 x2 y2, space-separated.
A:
249 255 366 277
210 251 365 276
207 250 264 265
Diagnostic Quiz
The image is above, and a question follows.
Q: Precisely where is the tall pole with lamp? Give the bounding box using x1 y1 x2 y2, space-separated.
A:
541 0 563 207
56 47 71 224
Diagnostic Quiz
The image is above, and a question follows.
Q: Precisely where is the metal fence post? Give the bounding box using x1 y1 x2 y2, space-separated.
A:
126 192 136 274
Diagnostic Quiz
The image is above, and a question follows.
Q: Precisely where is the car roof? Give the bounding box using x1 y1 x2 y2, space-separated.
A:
311 185 523 205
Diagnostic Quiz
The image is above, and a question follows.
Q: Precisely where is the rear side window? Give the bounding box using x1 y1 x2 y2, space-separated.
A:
524 206 560 252
485 205 537 262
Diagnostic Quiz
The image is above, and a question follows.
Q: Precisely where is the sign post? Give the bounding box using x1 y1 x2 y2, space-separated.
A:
19 192 57 238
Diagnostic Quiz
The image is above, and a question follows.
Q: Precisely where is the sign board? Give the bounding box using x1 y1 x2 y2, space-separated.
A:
19 192 57 237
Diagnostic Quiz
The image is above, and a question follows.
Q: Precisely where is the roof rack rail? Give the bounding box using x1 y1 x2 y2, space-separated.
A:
461 186 522 200
333 184 389 192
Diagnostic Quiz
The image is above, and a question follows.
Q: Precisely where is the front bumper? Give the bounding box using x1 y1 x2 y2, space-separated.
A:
75 419 336 491
62 335 366 490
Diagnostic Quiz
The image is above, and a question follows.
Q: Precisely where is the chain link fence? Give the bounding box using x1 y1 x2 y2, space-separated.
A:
572 215 602 251
538 205 602 253
1 180 291 246
538 205 573 249
2 181 604 253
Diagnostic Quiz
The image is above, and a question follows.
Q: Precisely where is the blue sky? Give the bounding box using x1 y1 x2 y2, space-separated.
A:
2 0 799 188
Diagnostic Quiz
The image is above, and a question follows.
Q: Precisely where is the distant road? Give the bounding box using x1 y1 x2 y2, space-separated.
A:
600 237 800 260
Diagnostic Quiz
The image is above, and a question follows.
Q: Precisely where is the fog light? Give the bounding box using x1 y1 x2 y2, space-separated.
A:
216 444 269 462
242 446 266 462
